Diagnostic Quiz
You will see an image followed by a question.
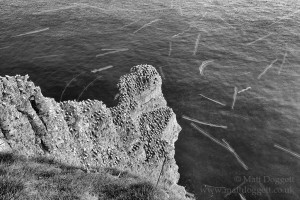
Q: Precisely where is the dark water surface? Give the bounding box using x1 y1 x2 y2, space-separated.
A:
1 0 300 199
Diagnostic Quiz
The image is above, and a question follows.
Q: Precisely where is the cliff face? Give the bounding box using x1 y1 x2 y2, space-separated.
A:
0 64 189 199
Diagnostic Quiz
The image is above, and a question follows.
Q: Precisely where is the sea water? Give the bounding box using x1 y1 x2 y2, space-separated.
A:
0 0 299 199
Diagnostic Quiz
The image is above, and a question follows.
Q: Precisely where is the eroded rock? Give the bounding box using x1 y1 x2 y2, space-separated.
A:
0 64 191 199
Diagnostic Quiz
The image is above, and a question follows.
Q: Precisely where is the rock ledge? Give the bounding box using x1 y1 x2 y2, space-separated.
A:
0 64 192 199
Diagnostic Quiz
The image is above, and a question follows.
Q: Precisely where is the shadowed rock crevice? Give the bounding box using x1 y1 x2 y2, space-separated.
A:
29 96 39 114
0 64 192 199
29 96 48 130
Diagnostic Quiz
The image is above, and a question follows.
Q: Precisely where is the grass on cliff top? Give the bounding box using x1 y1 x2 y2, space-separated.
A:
0 153 172 200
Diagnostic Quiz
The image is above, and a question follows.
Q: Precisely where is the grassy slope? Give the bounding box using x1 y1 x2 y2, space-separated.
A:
0 153 177 200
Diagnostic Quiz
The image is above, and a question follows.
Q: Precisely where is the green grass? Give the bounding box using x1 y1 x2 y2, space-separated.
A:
0 153 171 200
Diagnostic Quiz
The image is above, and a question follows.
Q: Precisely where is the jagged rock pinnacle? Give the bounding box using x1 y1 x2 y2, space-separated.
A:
0 64 190 199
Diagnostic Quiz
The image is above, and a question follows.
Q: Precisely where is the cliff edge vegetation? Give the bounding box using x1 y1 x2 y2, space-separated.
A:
0 64 194 200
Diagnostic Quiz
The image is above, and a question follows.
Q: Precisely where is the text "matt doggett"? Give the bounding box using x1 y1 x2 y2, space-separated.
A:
242 176 295 185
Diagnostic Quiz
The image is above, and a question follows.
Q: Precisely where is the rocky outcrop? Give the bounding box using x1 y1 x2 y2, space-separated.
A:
0 64 191 199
